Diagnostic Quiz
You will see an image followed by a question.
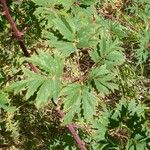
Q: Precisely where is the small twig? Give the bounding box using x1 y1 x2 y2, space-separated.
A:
57 109 87 150
0 0 23 38
1 0 30 57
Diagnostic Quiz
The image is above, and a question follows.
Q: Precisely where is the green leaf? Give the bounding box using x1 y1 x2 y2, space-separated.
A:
128 100 145 117
0 92 8 107
136 142 146 150
88 65 118 95
111 98 127 120
25 79 44 100
90 37 125 68
53 15 75 41
9 52 63 108
8 80 29 94
8 69 45 96
0 92 15 112
57 0 75 10
62 83 81 111
52 41 76 57
0 71 4 84
27 51 64 77
80 0 96 5
94 120 108 141
63 107 78 124
50 79 62 100
82 87 97 120
30 77 62 108
92 109 110 141
61 83 97 123
32 0 55 6
136 29 150 64
35 80 52 108
76 24 99 48
44 31 76 57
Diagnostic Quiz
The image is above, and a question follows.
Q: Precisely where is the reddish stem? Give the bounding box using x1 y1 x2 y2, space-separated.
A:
1 0 23 38
0 0 87 149
57 110 87 150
